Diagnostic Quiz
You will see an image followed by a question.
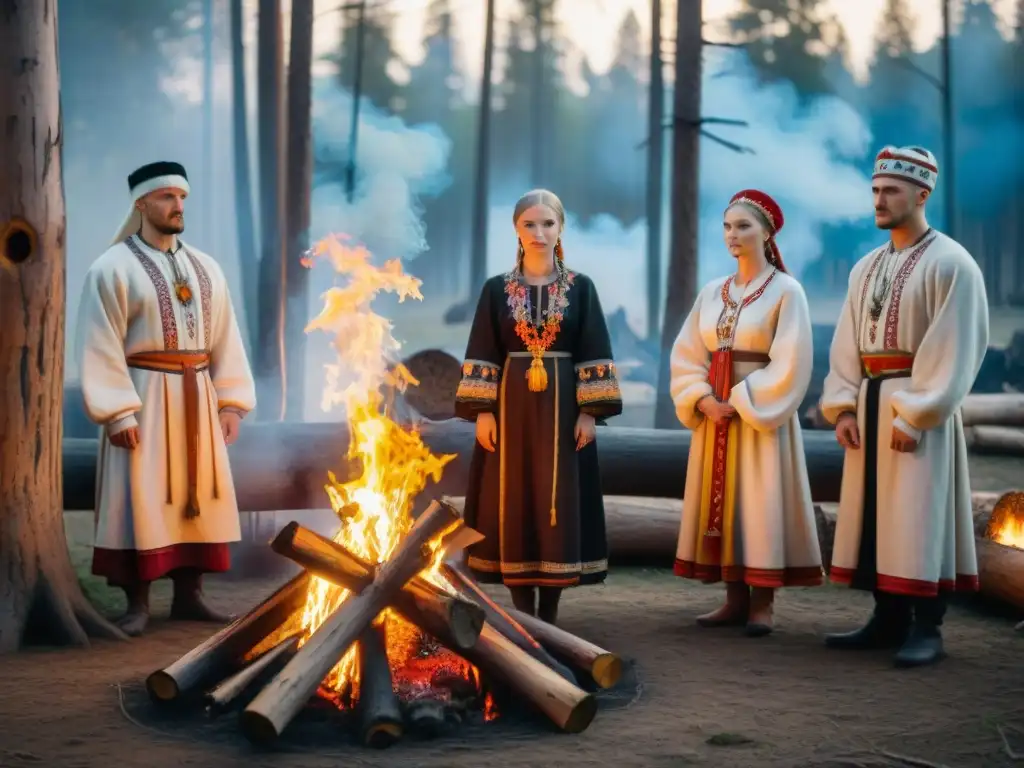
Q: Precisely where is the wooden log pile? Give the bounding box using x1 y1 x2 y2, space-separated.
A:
144 498 625 749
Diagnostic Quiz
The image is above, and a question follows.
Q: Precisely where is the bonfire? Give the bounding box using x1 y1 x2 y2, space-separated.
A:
143 235 621 750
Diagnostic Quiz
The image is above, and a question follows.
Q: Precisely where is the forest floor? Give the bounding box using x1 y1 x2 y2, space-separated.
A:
0 454 1021 768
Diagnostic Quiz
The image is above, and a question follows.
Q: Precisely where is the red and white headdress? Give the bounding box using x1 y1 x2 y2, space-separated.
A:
872 145 938 192
727 189 787 274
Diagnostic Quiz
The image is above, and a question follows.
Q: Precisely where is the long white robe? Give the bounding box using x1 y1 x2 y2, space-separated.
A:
670 266 823 587
820 230 989 596
75 235 256 564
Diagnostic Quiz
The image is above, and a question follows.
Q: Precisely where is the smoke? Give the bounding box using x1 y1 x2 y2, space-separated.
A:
484 47 875 336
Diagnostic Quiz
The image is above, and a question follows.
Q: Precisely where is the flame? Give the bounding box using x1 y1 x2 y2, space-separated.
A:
295 233 458 701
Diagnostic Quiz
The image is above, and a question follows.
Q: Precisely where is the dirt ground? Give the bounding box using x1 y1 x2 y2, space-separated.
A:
1 456 1022 768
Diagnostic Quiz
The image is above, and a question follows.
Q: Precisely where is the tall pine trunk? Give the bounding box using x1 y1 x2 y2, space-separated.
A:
654 0 702 429
230 0 260 352
0 0 125 651
283 0 314 421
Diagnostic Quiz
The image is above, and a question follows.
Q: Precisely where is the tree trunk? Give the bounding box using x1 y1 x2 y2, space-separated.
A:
0 0 125 652
254 0 286 421
283 0 314 421
654 0 703 428
229 0 260 352
645 0 664 343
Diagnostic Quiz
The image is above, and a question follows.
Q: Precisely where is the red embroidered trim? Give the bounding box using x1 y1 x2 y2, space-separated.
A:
883 234 935 350
829 565 979 596
184 248 213 347
125 237 178 350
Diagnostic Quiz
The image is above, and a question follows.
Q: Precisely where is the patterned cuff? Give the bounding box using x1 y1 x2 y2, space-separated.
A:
455 359 502 410
575 359 623 412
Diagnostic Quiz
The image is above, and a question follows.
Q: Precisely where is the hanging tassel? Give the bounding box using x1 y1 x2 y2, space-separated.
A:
527 355 548 392
185 492 201 520
550 506 557 527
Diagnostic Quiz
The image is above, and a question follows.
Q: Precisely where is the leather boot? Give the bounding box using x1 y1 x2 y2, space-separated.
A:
745 587 775 637
170 568 234 622
538 587 562 625
894 595 947 668
696 581 749 627
117 581 151 637
509 586 537 616
824 591 911 650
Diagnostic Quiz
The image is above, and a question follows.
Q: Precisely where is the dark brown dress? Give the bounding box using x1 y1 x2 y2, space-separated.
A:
455 268 623 588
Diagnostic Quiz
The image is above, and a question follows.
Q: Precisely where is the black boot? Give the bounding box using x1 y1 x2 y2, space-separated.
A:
538 587 562 625
824 591 911 650
894 595 947 668
509 586 537 616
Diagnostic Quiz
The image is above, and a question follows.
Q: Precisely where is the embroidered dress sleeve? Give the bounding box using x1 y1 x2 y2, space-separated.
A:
820 270 864 425
573 277 623 419
208 262 257 415
669 290 713 430
729 281 814 432
76 259 143 436
889 250 989 437
455 279 505 420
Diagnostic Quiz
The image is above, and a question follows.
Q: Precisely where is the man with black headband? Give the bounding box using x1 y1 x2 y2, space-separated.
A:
75 161 256 636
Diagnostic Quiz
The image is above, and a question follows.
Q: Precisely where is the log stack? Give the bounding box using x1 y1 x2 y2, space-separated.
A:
143 498 625 750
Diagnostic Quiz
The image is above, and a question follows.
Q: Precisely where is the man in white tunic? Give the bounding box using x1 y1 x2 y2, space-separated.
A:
76 161 257 636
820 146 989 667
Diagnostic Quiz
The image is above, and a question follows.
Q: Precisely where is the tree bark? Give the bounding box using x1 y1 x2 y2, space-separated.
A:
654 0 703 428
506 607 622 689
204 634 300 716
229 0 260 351
960 393 1024 428
0 0 126 653
964 425 1024 455
645 0 664 343
976 536 1024 612
282 0 314 421
357 623 403 748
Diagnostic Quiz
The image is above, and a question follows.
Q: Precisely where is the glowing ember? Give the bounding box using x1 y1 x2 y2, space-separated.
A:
988 492 1024 550
290 234 463 704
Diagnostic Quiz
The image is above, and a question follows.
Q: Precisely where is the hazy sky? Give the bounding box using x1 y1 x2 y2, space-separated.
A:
301 0 1018 84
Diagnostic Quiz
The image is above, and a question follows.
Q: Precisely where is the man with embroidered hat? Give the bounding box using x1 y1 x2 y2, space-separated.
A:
819 145 990 667
75 161 256 636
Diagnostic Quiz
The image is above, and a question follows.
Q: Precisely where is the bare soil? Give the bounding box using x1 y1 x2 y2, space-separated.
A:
1 453 1022 768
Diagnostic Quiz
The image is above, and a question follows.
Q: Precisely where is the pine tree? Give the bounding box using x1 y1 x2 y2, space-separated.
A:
727 0 844 98
330 4 404 114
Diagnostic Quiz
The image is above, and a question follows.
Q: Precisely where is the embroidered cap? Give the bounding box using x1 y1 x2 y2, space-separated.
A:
872 145 938 192
109 161 191 246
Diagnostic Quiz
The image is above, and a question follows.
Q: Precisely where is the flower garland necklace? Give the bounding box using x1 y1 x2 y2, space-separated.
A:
504 263 575 392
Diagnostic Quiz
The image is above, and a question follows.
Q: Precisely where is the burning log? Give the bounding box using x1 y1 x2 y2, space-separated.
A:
240 499 462 745
960 393 1024 428
357 624 403 749
270 521 485 650
204 634 300 716
506 608 622 689
975 491 1024 613
146 573 311 703
464 623 597 733
440 563 578 685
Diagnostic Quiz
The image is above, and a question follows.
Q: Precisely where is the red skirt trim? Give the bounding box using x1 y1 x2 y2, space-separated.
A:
674 558 823 588
92 543 231 587
829 566 980 596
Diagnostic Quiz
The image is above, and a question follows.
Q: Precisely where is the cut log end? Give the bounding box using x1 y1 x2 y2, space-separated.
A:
364 720 403 749
590 653 623 689
446 600 486 649
146 671 180 703
239 709 281 745
562 694 599 734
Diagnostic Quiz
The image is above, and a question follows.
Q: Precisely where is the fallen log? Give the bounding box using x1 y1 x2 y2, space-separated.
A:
146 572 311 703
61 420 847 511
960 394 1024 428
405 698 446 739
240 499 461 745
976 536 1024 612
204 634 300 716
965 426 1024 455
357 624 403 749
440 563 578 685
270 521 484 651
506 607 622 689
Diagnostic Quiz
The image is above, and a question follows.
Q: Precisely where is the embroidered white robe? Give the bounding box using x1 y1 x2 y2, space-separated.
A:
820 230 989 596
75 234 256 584
670 266 823 587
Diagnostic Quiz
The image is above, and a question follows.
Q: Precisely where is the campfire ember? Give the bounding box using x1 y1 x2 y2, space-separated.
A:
986 492 1024 549
142 236 624 749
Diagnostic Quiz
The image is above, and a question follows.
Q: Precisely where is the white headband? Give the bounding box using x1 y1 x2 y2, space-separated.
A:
109 174 191 246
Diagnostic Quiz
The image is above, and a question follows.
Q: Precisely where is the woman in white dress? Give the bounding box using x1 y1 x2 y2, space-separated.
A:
669 189 823 636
